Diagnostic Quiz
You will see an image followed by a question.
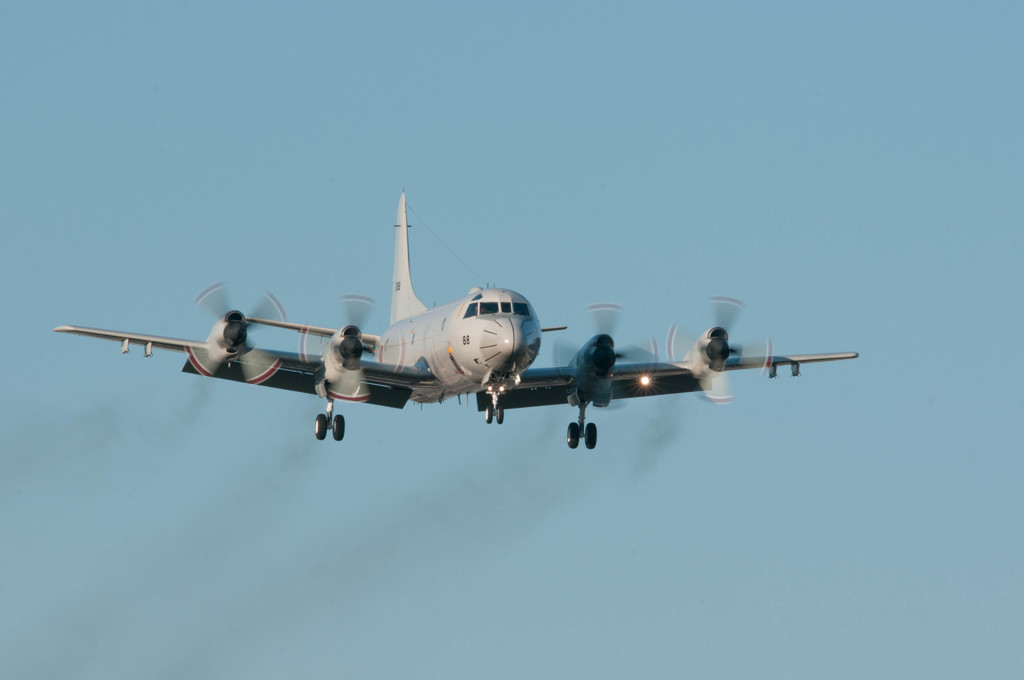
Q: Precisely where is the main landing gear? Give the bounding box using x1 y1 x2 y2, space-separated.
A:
566 400 598 450
314 398 345 441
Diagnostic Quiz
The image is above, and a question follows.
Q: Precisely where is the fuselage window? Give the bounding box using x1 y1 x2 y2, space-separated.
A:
479 301 499 315
500 301 511 313
512 302 529 316
464 303 478 318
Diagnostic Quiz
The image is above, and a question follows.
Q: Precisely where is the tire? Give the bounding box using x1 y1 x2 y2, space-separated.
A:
584 422 597 449
332 414 345 441
567 422 580 449
314 413 328 440
495 408 504 425
484 405 494 424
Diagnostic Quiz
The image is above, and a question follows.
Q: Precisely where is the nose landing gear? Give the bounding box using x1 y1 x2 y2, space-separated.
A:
484 392 504 425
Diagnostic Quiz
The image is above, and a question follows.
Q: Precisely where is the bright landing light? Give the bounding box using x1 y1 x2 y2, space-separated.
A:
640 375 651 386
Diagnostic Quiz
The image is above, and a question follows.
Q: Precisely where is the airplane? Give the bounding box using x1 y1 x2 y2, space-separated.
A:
55 193 858 449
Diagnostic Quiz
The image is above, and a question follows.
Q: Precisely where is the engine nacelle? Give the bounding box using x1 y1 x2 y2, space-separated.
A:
219 311 248 351
324 325 367 379
318 325 371 401
201 310 250 365
583 334 616 378
690 326 730 377
335 325 365 371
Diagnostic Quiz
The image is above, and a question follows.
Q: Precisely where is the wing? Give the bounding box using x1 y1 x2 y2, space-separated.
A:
54 325 200 353
246 317 381 350
178 349 439 409
483 361 701 411
481 348 858 412
725 351 859 373
176 351 418 409
54 325 434 410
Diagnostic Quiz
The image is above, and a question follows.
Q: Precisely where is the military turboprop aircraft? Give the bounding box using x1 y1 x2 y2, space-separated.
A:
55 193 857 449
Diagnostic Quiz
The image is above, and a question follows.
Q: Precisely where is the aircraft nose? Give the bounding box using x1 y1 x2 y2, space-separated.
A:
479 316 538 372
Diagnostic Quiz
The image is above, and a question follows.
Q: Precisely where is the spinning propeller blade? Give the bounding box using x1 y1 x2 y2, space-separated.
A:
194 282 232 319
340 294 375 330
586 303 623 337
667 296 771 404
709 295 744 333
192 283 287 383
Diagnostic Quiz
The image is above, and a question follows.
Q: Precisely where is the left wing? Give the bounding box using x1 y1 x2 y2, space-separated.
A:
481 349 858 411
481 361 701 410
726 351 859 373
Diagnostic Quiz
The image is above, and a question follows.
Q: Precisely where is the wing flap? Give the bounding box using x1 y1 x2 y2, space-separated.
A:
180 358 411 408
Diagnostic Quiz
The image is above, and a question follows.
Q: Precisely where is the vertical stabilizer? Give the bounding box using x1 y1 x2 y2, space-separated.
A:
391 193 428 324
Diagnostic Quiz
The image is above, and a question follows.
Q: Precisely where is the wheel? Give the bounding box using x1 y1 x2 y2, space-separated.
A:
567 422 580 449
584 422 597 449
332 414 345 441
495 407 504 425
484 405 494 424
314 413 328 440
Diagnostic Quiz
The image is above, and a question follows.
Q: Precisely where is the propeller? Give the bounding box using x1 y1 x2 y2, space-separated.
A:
552 303 623 368
666 296 770 404
194 282 287 324
305 294 376 402
299 294 376 360
585 303 654 362
192 282 287 383
586 303 622 338
709 295 744 333
340 294 375 330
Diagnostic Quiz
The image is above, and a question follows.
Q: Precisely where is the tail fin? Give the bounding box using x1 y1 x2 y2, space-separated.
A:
390 192 428 324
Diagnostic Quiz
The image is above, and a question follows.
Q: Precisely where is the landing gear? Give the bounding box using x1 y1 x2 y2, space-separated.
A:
314 398 345 442
567 422 580 449
567 399 598 449
484 392 504 425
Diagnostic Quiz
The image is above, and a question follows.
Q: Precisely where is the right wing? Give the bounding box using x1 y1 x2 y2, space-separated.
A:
178 347 438 409
54 324 432 409
245 318 381 349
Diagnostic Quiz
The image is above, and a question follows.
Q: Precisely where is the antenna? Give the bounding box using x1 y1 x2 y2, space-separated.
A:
405 200 486 284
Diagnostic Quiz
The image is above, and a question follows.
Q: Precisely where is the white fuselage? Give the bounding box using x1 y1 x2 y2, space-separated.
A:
375 287 542 403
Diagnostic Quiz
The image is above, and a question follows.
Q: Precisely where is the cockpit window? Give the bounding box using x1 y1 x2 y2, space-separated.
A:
500 301 511 313
471 293 483 301
512 302 529 316
464 302 478 318
478 301 499 315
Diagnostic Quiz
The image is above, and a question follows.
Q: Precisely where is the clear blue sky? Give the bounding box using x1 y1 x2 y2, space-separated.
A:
3 2 1022 678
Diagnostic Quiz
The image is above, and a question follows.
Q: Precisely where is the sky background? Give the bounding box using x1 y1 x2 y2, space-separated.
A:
2 1 1023 678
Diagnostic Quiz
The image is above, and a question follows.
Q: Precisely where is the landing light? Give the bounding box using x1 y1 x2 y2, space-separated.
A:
640 375 651 386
